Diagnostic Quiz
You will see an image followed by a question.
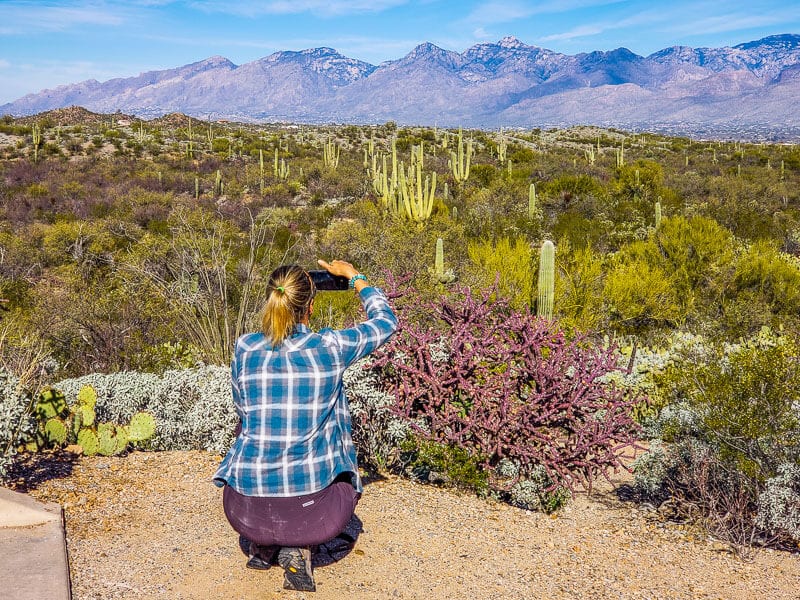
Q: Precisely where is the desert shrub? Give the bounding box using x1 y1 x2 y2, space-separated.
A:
603 254 684 334
372 281 642 496
0 370 35 480
466 236 534 310
634 328 800 548
399 437 489 495
553 239 605 333
757 463 800 544
725 240 800 331
54 366 237 454
342 358 409 470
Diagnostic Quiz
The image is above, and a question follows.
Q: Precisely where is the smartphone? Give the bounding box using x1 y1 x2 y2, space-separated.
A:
308 270 350 291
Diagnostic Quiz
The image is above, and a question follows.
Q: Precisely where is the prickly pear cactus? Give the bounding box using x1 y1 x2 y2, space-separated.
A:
97 423 116 456
44 418 68 445
34 389 67 421
75 404 96 428
77 428 99 456
77 385 97 410
127 412 156 443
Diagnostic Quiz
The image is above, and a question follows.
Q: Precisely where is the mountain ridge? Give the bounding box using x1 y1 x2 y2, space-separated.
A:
4 34 800 139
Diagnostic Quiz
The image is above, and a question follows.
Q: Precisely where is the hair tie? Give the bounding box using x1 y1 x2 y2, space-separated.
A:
276 286 285 294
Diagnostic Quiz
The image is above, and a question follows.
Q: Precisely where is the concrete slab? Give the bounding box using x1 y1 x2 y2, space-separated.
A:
0 487 72 600
0 486 60 528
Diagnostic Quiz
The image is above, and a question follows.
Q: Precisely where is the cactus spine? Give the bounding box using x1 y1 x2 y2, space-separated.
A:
435 237 444 279
536 240 555 320
187 119 194 159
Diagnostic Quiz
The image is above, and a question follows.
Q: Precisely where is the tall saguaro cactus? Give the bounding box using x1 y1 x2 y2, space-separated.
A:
528 184 537 219
450 127 472 184
536 240 555 320
398 165 436 222
654 199 662 229
32 123 42 162
433 237 456 283
323 138 340 170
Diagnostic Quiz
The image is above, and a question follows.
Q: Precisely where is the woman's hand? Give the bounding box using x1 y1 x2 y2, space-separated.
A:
318 259 358 280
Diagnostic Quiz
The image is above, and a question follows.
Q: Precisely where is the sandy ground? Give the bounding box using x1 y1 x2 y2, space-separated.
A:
9 450 800 600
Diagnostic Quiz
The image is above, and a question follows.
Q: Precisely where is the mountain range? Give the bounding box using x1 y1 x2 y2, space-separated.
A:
3 34 800 139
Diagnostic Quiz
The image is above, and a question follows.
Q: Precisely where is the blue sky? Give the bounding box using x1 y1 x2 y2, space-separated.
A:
1 0 799 104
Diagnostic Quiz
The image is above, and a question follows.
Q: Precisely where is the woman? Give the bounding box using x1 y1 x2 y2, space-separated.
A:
214 259 397 592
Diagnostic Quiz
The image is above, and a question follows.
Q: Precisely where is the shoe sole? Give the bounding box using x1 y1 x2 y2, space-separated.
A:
246 556 271 570
278 549 316 592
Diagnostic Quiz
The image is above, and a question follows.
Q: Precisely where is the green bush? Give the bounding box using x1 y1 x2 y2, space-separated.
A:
635 327 800 548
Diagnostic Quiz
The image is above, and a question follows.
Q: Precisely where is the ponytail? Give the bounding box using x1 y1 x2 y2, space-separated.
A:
261 265 315 347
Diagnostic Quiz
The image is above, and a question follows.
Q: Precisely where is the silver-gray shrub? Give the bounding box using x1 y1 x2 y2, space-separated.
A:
757 462 800 543
343 358 408 469
55 366 236 454
0 370 36 480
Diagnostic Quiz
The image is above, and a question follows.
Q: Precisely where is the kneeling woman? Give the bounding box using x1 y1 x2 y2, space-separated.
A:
214 260 397 591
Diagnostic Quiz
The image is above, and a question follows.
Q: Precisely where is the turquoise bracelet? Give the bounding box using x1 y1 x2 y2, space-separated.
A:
349 273 367 289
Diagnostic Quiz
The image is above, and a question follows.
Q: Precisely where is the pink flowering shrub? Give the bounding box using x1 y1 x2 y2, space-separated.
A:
372 280 642 494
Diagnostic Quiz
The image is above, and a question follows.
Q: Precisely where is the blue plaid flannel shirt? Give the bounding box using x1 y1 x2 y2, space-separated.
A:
213 286 397 497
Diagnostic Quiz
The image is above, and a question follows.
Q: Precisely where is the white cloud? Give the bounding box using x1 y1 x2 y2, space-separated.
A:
462 0 627 26
185 0 410 17
0 1 127 35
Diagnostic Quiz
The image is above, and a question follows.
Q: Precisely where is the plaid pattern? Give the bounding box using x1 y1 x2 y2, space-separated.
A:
214 287 397 497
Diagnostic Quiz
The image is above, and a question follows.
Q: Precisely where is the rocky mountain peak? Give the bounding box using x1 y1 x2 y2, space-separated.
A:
498 35 526 49
2 34 799 139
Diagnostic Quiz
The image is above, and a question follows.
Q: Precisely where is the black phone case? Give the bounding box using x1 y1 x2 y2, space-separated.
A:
308 270 350 291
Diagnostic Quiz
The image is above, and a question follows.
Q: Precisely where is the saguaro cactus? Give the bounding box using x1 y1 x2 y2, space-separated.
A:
536 240 555 320
323 138 340 170
655 199 662 229
450 127 472 184
259 149 265 195
398 165 436 222
32 123 42 162
433 237 456 283
528 184 537 219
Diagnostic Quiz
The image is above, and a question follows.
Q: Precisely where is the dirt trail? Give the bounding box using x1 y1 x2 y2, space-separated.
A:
13 450 800 599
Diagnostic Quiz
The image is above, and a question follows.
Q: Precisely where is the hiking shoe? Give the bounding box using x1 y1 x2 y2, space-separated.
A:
246 541 277 570
277 546 316 592
246 555 272 570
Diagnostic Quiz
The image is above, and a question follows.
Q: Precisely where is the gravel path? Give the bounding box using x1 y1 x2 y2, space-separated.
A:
12 450 800 599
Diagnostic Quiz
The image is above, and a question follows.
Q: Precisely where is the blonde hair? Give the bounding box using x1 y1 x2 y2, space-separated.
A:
261 265 315 347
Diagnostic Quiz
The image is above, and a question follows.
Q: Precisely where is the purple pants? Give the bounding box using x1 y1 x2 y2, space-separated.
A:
222 476 360 548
